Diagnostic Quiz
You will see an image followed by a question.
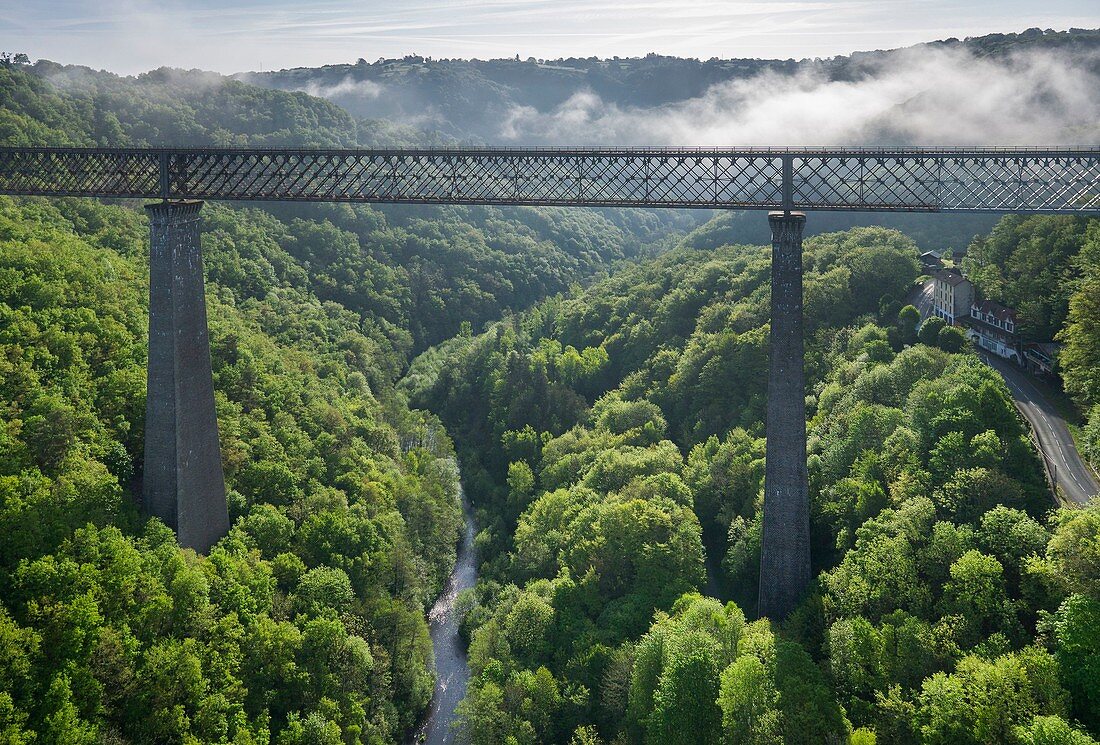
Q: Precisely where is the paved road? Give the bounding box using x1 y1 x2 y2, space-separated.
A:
906 278 936 320
980 353 1099 505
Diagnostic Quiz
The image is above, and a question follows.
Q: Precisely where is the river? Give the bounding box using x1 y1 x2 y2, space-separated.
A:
411 485 478 744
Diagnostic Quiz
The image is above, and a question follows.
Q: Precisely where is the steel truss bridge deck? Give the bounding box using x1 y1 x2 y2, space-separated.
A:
0 146 1098 212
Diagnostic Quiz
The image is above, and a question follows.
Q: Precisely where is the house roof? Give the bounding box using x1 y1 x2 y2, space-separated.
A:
972 299 1017 322
965 314 1017 340
934 269 969 287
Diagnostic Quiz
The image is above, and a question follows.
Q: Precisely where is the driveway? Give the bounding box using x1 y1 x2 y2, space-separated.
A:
906 278 936 320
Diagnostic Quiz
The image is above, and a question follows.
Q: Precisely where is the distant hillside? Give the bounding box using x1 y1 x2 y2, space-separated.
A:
0 59 430 147
239 28 1100 143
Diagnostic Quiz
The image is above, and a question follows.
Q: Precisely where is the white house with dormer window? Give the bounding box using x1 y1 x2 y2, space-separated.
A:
964 299 1021 362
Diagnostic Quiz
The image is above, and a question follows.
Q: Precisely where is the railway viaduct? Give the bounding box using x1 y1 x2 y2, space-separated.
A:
1 145 1097 619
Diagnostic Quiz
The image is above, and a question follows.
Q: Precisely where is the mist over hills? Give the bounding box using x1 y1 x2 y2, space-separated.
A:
7 27 1098 150
239 28 1100 145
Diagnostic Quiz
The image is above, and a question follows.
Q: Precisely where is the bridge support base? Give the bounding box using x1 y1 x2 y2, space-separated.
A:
758 211 811 620
143 200 228 553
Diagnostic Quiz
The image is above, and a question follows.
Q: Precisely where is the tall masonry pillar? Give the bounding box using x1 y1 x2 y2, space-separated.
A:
758 211 811 620
143 200 228 553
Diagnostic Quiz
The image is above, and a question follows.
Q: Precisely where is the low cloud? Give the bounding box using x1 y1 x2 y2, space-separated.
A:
294 76 385 100
45 63 230 94
498 46 1100 145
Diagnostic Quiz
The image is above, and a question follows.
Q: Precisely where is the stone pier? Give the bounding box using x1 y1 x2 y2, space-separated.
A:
758 211 811 620
143 200 228 553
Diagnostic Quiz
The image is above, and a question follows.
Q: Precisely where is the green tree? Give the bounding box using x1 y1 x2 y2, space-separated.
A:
718 655 782 745
1046 504 1100 598
40 674 98 745
919 317 947 346
896 305 921 347
1015 715 1100 745
647 631 723 744
1051 594 1100 732
916 649 1068 745
938 550 1017 648
938 325 968 353
293 567 355 617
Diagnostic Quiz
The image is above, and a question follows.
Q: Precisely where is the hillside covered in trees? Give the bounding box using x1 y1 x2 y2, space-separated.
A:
407 224 1100 743
0 195 464 741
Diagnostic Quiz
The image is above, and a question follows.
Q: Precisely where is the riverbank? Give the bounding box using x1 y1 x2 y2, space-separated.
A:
411 484 478 744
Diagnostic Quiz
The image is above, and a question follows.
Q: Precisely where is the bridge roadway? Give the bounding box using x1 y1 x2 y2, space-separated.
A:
1 145 1098 622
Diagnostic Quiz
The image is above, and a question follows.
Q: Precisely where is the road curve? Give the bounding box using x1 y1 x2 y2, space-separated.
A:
980 353 1099 505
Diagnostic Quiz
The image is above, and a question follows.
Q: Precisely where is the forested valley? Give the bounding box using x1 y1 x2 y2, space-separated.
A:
407 221 1100 744
1 39 1100 745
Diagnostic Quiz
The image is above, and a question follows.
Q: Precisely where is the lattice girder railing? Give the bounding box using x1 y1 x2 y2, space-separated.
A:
0 147 1097 212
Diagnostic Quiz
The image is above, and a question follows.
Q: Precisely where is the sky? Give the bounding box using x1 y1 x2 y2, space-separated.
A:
1 0 1097 75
